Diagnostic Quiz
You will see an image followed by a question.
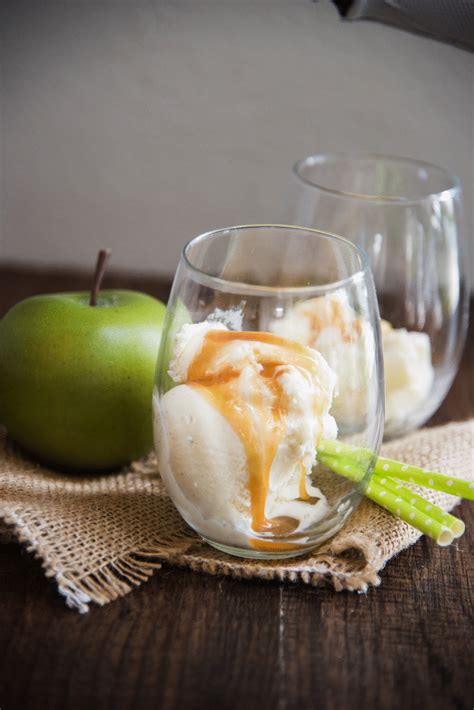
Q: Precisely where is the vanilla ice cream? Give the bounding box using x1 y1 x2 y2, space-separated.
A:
269 292 434 430
269 291 375 427
380 320 434 428
154 321 339 552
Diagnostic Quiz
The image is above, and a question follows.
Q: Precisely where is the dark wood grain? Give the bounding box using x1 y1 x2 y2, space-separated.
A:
0 266 473 710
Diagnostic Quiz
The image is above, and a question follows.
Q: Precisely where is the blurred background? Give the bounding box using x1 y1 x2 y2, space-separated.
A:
0 0 472 279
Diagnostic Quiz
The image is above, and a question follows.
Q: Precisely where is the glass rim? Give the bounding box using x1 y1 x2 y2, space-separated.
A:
293 152 461 204
181 224 371 297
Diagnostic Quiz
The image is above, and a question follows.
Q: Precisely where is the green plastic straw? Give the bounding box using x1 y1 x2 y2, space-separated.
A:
317 438 469 544
366 477 454 546
372 472 465 538
317 451 363 484
319 453 455 546
319 439 474 501
375 457 474 501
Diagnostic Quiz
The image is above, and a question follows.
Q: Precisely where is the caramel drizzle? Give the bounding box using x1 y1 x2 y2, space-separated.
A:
186 331 321 541
303 299 362 344
299 461 319 504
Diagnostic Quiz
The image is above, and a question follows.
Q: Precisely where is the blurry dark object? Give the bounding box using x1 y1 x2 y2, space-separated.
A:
333 0 474 51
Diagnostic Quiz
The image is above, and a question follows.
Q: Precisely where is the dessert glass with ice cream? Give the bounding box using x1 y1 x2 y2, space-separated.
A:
154 225 384 559
287 153 469 438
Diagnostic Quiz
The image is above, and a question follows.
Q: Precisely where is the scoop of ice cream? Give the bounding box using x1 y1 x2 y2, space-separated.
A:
269 292 374 428
269 293 434 430
381 320 433 427
155 321 338 549
156 385 250 546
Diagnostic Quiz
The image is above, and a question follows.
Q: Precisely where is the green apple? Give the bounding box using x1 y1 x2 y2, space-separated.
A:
0 289 166 470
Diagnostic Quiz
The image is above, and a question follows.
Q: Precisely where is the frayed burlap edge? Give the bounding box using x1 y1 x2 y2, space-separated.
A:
1 420 472 612
0 505 197 614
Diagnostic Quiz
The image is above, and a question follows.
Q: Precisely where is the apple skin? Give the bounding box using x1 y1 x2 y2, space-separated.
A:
0 290 166 470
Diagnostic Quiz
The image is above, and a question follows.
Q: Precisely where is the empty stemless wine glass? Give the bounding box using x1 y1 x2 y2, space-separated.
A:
153 225 384 560
287 153 470 439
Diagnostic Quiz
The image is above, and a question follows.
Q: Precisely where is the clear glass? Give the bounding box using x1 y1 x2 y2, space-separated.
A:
153 225 384 560
287 153 470 439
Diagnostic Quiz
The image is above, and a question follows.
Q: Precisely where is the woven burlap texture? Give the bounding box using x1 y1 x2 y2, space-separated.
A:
1 419 472 613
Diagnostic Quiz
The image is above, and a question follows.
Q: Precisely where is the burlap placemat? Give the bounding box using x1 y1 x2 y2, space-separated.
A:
1 420 472 613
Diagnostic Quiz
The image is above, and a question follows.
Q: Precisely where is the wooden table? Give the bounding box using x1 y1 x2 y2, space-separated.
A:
1 267 473 710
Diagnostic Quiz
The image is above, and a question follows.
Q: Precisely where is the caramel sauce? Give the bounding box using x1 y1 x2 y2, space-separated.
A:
298 461 319 505
303 298 362 344
249 538 309 553
186 330 322 548
299 461 310 501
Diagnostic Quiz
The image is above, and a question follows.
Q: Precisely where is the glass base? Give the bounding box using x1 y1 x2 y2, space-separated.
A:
202 537 316 560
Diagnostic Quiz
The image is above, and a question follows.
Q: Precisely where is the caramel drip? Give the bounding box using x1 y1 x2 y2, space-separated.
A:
303 299 362 344
249 538 309 552
298 461 320 505
299 461 311 501
186 330 318 540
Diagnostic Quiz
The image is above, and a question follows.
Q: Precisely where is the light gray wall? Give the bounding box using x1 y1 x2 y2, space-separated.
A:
1 0 473 278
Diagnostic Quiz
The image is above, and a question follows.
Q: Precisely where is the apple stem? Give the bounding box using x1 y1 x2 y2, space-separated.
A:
90 249 111 306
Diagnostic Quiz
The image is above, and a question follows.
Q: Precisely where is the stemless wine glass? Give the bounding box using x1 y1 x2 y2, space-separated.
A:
154 225 384 560
287 153 470 438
